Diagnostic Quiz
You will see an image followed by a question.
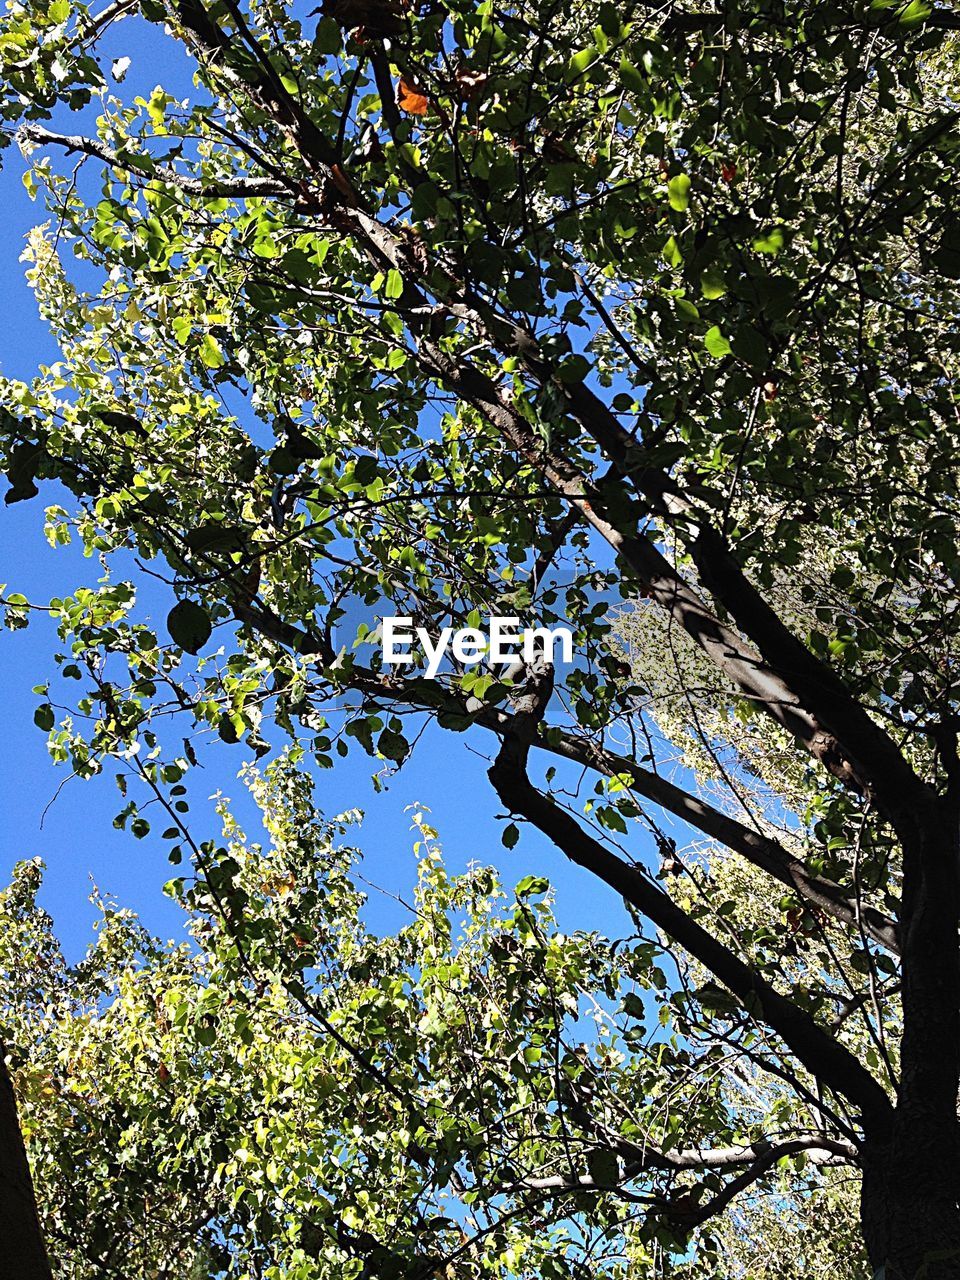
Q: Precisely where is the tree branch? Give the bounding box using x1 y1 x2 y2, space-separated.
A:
555 374 933 822
229 597 900 954
18 123 290 197
486 665 894 1132
521 1133 856 1193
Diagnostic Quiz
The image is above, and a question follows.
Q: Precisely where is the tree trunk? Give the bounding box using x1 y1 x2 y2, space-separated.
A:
861 1136 960 1279
861 802 960 1279
0 1045 52 1280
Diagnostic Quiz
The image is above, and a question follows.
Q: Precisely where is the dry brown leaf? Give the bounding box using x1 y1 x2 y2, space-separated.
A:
398 76 429 115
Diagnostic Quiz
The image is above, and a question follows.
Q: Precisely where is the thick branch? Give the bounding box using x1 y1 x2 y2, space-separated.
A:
487 674 894 1132
554 374 932 820
522 1134 856 1194
84 0 138 37
663 1142 838 1230
541 732 902 955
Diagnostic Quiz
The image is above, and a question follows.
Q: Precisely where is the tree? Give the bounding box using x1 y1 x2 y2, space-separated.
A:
1 0 959 1272
2 758 871 1278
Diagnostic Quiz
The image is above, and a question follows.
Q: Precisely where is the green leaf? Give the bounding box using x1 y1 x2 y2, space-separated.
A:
662 235 682 268
700 266 727 299
218 714 240 744
567 47 596 79
698 981 740 1014
252 235 279 259
619 55 646 96
377 728 409 762
4 441 44 505
731 324 769 368
586 1148 619 1187
185 524 246 553
752 226 786 255
598 805 628 834
268 446 300 475
704 326 733 358
622 991 646 1018
557 354 590 384
346 717 375 752
667 174 691 212
385 269 404 300
199 333 225 368
502 822 520 849
516 874 549 897
411 183 440 220
675 297 700 323
167 600 212 655
353 455 379 486
898 0 931 24
313 14 341 52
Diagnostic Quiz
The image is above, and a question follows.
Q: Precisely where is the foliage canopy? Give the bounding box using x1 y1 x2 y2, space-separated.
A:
4 763 867 1278
2 0 960 1273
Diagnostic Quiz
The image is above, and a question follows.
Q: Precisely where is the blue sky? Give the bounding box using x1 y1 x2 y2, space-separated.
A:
0 13 661 962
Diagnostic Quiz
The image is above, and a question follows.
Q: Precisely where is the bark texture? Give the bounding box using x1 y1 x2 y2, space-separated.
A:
861 1140 960 1280
859 808 960 1280
0 1046 51 1280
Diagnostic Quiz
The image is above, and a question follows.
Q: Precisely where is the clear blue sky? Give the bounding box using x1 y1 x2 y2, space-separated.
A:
0 14 661 961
